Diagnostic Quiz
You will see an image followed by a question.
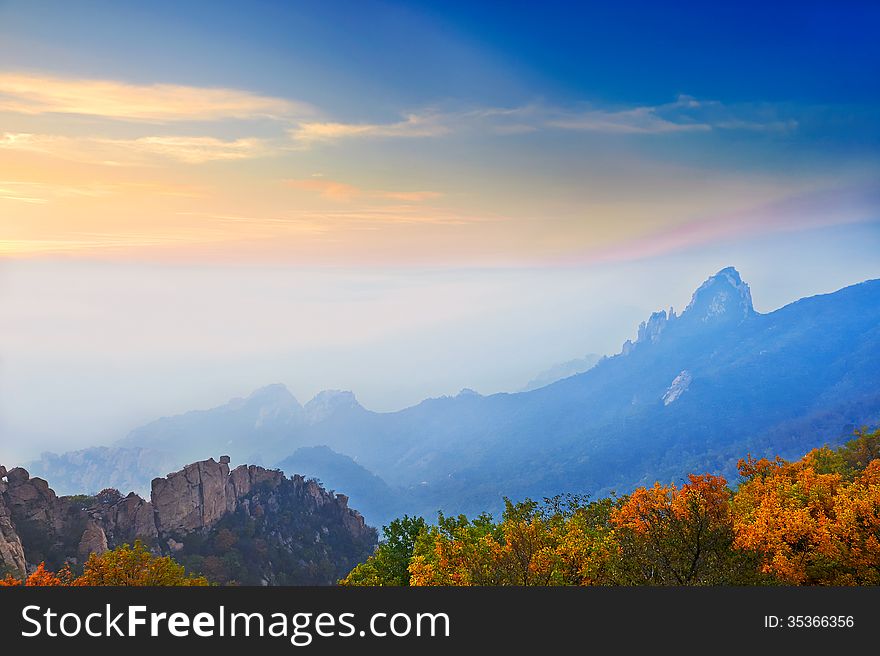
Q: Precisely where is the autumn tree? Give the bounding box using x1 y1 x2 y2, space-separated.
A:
611 474 762 585
408 511 504 585
340 429 880 587
0 542 209 586
405 497 620 586
732 429 880 585
74 540 209 586
0 562 68 587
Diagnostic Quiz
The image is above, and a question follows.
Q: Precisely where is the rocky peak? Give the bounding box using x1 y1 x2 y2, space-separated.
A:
620 267 754 355
1 455 375 583
150 456 287 534
304 390 363 424
245 383 300 407
456 388 481 398
0 465 28 577
682 266 754 324
221 383 302 417
621 306 676 354
637 309 673 344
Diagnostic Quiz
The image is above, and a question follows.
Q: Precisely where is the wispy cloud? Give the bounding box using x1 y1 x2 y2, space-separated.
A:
287 106 543 145
577 184 880 264
287 96 798 145
285 178 363 201
103 136 270 163
289 112 450 144
547 104 709 134
547 95 796 134
285 177 442 203
0 188 49 204
377 190 443 202
0 178 204 202
0 72 312 122
1 132 272 164
0 72 802 167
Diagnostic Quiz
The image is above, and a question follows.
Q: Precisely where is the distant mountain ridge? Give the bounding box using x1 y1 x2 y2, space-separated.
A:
521 353 602 391
25 268 880 526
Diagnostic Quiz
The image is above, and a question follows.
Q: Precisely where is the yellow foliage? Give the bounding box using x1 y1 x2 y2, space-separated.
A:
0 541 209 587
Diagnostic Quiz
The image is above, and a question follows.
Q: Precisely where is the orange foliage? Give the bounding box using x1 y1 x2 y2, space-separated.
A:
0 541 208 587
352 430 880 587
0 574 22 587
409 499 619 586
732 446 880 584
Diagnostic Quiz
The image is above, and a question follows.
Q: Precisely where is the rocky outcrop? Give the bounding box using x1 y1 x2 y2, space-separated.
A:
621 267 754 356
0 466 28 577
77 521 108 561
2 467 64 532
0 464 151 573
27 446 179 497
151 458 234 534
101 491 158 544
682 266 754 323
663 370 693 406
0 456 376 583
151 456 287 534
637 309 673 344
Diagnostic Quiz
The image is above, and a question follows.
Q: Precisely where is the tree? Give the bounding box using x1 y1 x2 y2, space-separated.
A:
611 474 760 584
75 540 209 586
732 432 880 585
341 515 428 585
0 562 68 587
0 542 209 586
340 428 880 587
406 498 620 586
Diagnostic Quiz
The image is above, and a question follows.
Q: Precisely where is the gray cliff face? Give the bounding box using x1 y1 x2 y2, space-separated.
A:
0 466 28 577
0 464 151 573
150 456 289 534
0 456 373 579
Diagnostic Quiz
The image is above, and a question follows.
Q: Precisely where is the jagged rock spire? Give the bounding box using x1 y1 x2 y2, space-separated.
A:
682 266 754 322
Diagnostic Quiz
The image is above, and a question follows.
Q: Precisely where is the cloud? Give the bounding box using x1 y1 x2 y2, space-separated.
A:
0 178 204 202
287 96 797 145
284 177 442 203
547 95 796 135
376 190 443 202
548 107 710 134
1 131 271 164
0 188 48 204
580 184 880 264
0 71 800 161
285 178 363 201
289 112 451 144
0 72 312 122
103 136 270 163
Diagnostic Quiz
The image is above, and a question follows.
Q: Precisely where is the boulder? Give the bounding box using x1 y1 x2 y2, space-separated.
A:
0 491 26 578
77 521 109 561
5 467 29 485
101 493 157 543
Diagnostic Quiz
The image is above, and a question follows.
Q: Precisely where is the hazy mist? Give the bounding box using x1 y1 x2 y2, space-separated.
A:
2 221 878 464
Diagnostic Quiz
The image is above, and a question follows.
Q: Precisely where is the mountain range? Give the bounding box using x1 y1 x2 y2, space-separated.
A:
521 353 601 391
25 267 880 527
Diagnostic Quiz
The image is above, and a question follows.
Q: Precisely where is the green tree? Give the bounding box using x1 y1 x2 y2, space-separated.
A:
340 515 427 586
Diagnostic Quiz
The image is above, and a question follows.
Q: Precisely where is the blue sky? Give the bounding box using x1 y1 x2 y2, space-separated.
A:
0 1 878 460
4 1 879 105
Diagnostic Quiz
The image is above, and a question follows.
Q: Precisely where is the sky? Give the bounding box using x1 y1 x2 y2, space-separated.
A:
1 0 879 462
